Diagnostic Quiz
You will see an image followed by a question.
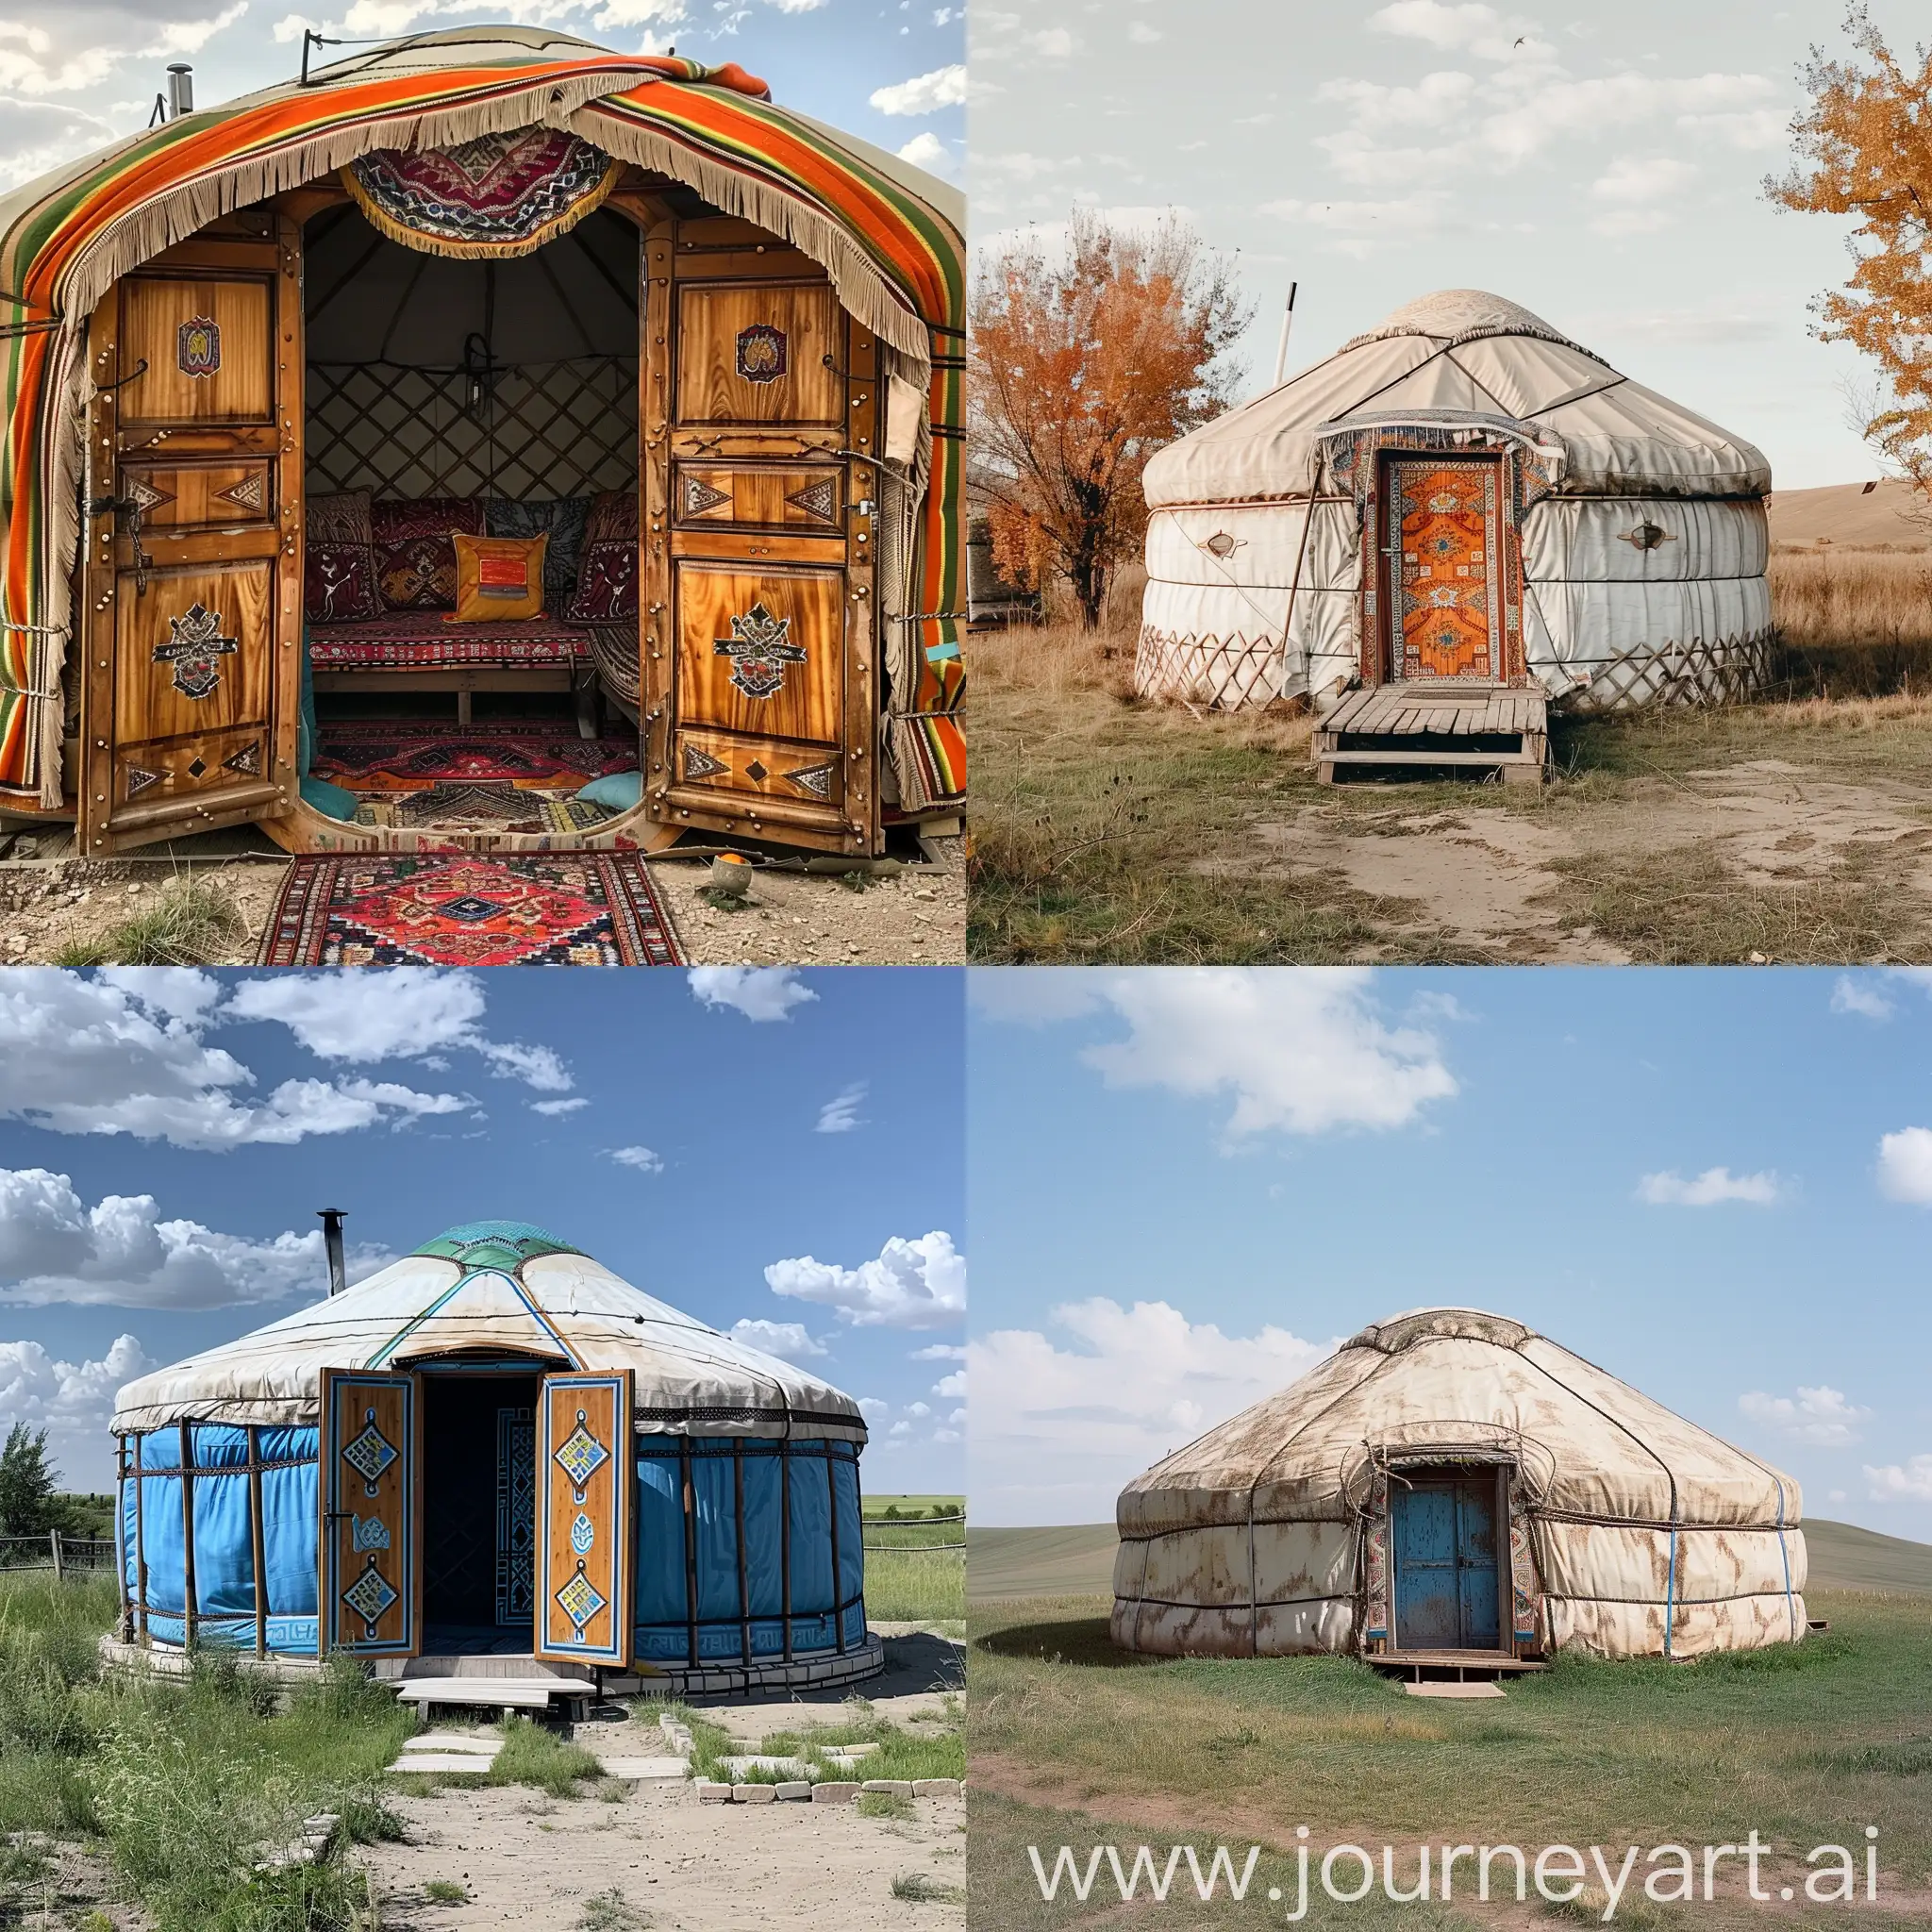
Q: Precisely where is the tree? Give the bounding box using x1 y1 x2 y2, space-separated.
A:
970 208 1250 629
0 1421 61 1537
1770 6 1932 503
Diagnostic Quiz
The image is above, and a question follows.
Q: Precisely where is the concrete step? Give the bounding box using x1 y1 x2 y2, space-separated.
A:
593 1755 688 1780
397 1677 591 1713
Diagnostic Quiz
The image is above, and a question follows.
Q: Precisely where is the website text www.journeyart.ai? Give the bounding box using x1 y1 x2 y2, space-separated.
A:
1027 1827 1886 1922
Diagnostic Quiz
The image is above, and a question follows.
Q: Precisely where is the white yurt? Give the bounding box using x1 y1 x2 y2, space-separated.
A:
1112 1307 1806 1664
110 1220 874 1690
1137 290 1772 713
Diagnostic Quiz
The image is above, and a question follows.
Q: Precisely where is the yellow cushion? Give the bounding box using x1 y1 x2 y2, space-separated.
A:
449 532 547 623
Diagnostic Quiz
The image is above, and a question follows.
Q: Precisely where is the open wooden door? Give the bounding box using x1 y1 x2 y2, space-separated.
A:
320 1369 420 1657
640 214 878 857
535 1371 633 1666
78 208 302 854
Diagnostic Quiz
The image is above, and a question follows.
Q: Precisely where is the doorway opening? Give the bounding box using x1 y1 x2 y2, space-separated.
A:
420 1367 545 1654
1389 1461 1508 1655
300 200 644 841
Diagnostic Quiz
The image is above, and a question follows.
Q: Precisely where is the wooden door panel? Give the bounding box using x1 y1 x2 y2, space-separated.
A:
1388 457 1503 682
121 459 277 538
675 282 842 425
674 563 841 745
113 562 273 741
321 1370 419 1657
675 725 843 810
118 276 275 426
81 212 301 854
535 1373 632 1666
675 462 842 531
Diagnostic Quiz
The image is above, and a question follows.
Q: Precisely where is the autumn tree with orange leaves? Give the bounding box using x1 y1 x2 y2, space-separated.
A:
970 210 1249 629
1771 6 1932 501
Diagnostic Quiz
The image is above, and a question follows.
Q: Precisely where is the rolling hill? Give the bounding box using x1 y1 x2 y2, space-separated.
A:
1768 476 1928 549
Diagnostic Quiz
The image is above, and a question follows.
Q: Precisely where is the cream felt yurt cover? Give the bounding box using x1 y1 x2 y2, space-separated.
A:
1138 290 1772 713
1112 1307 1805 1663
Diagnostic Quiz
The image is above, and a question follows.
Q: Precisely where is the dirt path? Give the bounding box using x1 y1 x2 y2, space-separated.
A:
1254 761 1932 962
0 838 965 967
366 1779 965 1930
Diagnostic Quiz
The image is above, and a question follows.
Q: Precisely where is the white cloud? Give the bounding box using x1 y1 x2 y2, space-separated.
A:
530 1097 589 1117
1865 1457 1932 1503
1739 1385 1872 1448
931 1369 964 1399
869 62 965 115
0 970 471 1149
1591 154 1697 204
1877 1127 1932 1204
0 1168 386 1308
815 1083 868 1135
1831 975 1895 1021
1082 969 1457 1140
608 1145 664 1174
910 1343 966 1361
766 1230 964 1329
226 970 570 1091
971 1299 1337 1524
0 1332 155 1481
687 966 817 1023
857 1396 891 1424
1127 21 1160 41
1367 1 1544 60
896 130 952 175
1636 1166 1781 1207
727 1318 825 1360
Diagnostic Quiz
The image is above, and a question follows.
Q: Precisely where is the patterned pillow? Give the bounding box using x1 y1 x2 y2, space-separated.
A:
372 495 486 610
566 489 639 624
304 490 382 623
487 495 591 611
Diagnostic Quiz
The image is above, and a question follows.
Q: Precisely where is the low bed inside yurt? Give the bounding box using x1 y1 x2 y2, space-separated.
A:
108 1220 876 1692
1138 290 1772 718
1112 1307 1807 1665
0 27 966 861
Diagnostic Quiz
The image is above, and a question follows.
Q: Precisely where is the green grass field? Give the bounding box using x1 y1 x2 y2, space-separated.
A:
967 1523 1932 1928
865 1495 965 1629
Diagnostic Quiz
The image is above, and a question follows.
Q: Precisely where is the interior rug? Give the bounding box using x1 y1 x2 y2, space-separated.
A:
352 783 617 835
311 723 637 791
258 852 684 967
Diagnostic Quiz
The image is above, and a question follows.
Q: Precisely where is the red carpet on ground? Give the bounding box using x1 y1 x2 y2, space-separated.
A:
258 852 684 967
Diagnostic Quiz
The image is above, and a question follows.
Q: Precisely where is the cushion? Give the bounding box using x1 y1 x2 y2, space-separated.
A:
451 532 548 623
300 774 361 822
308 612 591 667
372 495 485 610
487 496 591 609
567 489 639 623
575 771 642 812
304 490 382 624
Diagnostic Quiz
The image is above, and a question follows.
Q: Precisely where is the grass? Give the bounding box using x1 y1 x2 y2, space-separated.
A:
678 1691 965 1788
51 872 245 967
865 1496 965 1625
423 1877 468 1904
967 1588 1932 1930
970 581 1932 962
576 1888 651 1930
890 1869 965 1902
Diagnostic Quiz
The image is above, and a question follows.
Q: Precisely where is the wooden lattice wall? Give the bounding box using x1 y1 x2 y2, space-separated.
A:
306 356 638 501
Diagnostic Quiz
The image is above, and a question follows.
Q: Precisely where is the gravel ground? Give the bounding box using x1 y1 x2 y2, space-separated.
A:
0 835 965 967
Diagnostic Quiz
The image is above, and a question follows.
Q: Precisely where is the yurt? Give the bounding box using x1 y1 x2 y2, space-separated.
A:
108 1220 875 1691
1112 1307 1806 1664
0 27 965 861
1137 290 1771 714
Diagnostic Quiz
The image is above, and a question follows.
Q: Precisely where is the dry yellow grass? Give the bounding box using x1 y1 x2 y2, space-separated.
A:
1770 544 1932 657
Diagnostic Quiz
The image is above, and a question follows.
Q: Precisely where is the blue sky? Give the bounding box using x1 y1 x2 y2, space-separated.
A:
968 968 1932 1546
973 0 1918 490
0 966 964 1494
0 0 963 192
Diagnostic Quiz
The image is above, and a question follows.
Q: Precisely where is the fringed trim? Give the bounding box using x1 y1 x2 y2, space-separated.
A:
338 150 624 260
571 101 932 376
25 326 82 807
885 711 963 814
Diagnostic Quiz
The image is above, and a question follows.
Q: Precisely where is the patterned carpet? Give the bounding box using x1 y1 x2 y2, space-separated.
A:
258 852 685 967
352 783 618 836
311 722 638 791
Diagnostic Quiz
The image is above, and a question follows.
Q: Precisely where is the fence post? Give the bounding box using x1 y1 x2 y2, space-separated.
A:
50 1528 62 1582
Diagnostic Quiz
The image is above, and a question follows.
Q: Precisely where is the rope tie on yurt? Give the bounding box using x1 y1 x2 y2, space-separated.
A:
1774 1476 1796 1641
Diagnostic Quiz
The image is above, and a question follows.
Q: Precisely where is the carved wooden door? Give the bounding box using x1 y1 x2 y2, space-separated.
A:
78 208 301 853
535 1371 633 1666
641 215 878 856
320 1370 420 1657
1383 455 1506 682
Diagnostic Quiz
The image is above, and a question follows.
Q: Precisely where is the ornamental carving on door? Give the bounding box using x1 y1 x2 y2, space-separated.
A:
714 601 807 699
735 322 787 383
153 603 239 700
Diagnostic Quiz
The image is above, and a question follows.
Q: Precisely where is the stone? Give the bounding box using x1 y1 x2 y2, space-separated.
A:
774 1781 812 1802
734 1784 775 1805
596 1756 689 1779
861 1779 914 1798
811 1782 860 1805
695 1780 733 1804
912 1779 959 1798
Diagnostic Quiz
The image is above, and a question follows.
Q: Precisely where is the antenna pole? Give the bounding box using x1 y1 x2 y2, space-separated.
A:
1272 281 1299 388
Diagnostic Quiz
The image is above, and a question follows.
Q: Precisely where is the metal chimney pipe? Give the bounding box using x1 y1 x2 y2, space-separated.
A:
166 64 193 120
318 1209 347 1296
1272 280 1299 388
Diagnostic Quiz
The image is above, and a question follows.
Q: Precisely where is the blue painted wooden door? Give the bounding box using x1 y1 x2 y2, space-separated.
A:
1391 1476 1500 1651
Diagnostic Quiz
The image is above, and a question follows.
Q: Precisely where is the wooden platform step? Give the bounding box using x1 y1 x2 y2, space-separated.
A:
1371 1649 1548 1678
1316 682 1547 787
